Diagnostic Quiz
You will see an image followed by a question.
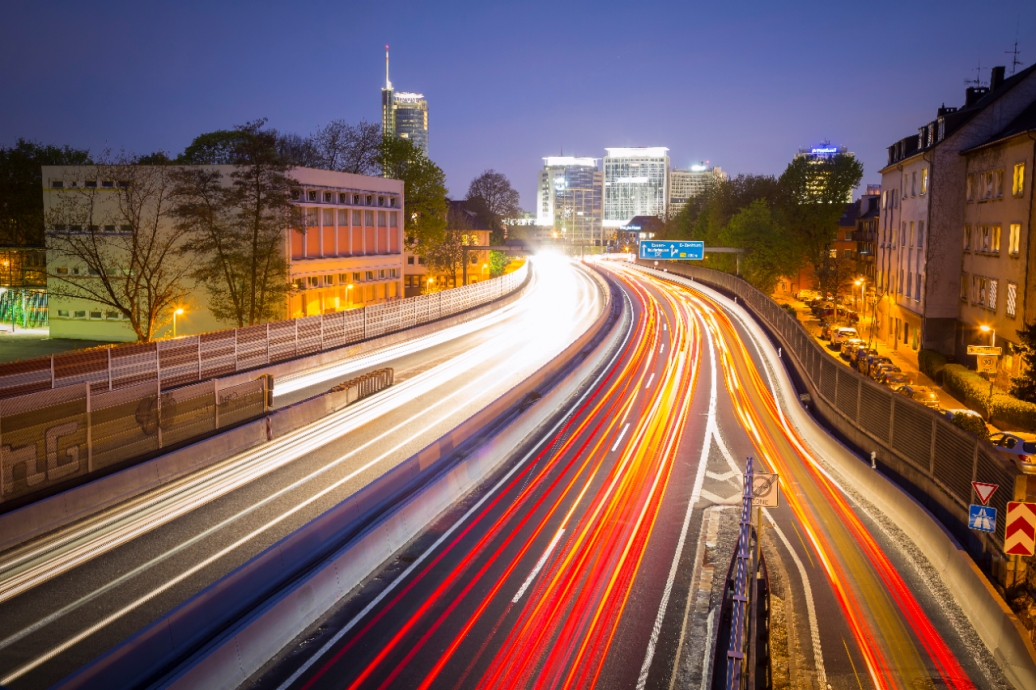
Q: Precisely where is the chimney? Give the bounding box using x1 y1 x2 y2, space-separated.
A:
990 65 1005 91
965 86 989 107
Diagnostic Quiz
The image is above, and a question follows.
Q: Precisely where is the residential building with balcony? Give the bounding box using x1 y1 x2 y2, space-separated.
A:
43 165 404 341
875 63 1036 366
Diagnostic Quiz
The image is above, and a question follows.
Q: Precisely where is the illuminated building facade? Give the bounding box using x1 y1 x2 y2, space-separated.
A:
603 147 670 228
793 141 855 202
381 47 429 154
669 164 727 214
535 157 604 245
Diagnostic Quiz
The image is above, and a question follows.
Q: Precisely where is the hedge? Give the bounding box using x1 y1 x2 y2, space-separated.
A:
950 412 990 439
939 362 1036 430
918 349 948 383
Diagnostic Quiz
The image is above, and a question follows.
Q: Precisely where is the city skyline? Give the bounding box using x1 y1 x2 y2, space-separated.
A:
3 2 1033 211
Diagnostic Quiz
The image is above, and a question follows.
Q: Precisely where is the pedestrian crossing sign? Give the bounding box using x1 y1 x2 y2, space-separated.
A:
969 504 997 533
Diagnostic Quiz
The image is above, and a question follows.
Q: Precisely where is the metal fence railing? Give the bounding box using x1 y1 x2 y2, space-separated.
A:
725 456 756 689
0 377 267 506
0 264 528 401
328 368 394 407
642 261 1019 564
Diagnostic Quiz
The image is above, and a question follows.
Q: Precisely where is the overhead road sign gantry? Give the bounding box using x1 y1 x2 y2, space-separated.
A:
639 240 704 261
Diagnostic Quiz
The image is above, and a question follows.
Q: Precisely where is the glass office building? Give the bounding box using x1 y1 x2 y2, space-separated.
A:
669 164 726 215
381 48 429 154
603 147 670 227
535 157 604 245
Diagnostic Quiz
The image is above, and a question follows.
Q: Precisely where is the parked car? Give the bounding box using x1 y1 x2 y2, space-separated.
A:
879 371 910 388
839 338 864 359
811 301 835 317
796 289 820 302
861 354 891 376
850 347 877 368
836 307 860 324
871 362 900 381
819 321 834 340
896 384 940 409
988 431 1036 463
831 327 858 346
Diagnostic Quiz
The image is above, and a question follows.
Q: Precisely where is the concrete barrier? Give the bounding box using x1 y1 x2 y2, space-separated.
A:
57 263 626 690
0 275 532 553
632 264 1036 690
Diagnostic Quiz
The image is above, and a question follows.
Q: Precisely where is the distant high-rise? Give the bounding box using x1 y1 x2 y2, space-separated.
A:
793 141 855 202
669 164 727 215
603 147 670 228
381 47 429 154
536 157 604 245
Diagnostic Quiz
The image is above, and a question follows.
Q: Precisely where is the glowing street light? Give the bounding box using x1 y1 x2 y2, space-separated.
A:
172 308 184 338
979 324 996 347
346 283 354 307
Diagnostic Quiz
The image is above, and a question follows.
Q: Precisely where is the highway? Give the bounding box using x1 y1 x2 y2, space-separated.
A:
251 260 1009 690
0 255 605 689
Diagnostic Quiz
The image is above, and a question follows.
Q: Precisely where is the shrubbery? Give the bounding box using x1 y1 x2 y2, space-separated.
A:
918 349 947 383
941 364 994 416
950 412 989 439
992 395 1036 432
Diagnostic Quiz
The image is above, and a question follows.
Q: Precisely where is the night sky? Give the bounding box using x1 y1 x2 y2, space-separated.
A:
3 0 1034 207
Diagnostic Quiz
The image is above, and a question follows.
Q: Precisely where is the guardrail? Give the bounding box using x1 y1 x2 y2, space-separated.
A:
724 456 756 689
637 261 1016 576
0 264 528 400
328 367 394 406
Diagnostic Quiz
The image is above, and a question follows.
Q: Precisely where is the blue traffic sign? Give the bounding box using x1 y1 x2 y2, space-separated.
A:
969 504 997 533
639 240 704 261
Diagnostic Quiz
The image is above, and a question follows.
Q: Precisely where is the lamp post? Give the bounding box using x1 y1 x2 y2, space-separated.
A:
172 308 184 338
980 324 997 411
346 283 354 308
426 276 435 294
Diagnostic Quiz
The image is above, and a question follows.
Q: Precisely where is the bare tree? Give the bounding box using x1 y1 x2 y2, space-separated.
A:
276 132 322 168
313 119 382 175
46 157 193 341
466 170 521 230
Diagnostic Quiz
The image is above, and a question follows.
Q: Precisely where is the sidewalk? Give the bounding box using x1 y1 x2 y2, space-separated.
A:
772 295 978 417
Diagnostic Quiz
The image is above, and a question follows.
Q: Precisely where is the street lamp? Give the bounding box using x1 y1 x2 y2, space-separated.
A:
426 277 435 293
346 283 354 307
979 323 996 347
172 308 184 338
979 324 998 410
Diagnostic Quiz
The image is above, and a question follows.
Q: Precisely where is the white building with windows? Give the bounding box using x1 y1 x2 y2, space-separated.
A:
603 147 669 229
669 164 726 215
535 157 604 245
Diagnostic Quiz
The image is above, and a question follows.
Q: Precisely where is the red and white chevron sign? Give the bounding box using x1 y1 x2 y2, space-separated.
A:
1005 502 1036 557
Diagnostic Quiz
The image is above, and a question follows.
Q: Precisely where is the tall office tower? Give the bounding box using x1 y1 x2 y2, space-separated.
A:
603 147 670 228
535 157 604 245
793 141 855 202
669 163 727 214
381 47 429 154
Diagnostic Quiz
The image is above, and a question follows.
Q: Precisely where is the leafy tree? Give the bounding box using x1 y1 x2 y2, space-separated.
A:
0 139 92 246
176 129 245 165
488 250 509 277
377 136 448 255
1011 321 1036 403
172 120 301 326
466 169 520 241
136 151 173 165
46 156 193 341
777 154 863 297
719 200 799 293
312 119 382 174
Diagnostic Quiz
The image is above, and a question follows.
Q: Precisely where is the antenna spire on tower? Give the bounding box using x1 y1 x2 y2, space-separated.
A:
385 45 392 90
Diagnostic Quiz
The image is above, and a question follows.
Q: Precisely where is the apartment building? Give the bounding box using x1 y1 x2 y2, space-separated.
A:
44 165 404 341
875 64 1036 364
958 101 1036 384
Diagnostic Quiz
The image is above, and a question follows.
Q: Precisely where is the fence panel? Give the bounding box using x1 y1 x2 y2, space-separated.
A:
0 385 88 502
933 424 976 506
819 359 837 401
199 331 236 380
53 349 109 394
891 399 933 472
343 309 364 344
320 311 345 351
160 380 217 447
364 302 400 340
90 382 159 471
216 379 266 429
158 337 200 389
835 371 859 420
0 359 52 400
859 382 892 442
110 343 158 391
235 325 267 371
268 320 297 362
398 297 418 331
296 316 322 356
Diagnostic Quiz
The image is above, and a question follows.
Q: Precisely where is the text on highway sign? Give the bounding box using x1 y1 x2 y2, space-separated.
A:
639 240 704 261
967 345 1002 356
750 472 779 507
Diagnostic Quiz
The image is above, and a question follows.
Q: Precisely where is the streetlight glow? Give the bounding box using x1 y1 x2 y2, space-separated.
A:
172 308 185 338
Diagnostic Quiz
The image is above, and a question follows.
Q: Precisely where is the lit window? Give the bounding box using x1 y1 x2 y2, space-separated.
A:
1007 282 1018 317
988 279 998 310
920 168 928 195
1010 224 1021 255
1014 163 1026 197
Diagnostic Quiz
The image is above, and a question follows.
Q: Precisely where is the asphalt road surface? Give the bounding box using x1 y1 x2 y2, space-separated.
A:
251 260 1008 690
0 255 605 689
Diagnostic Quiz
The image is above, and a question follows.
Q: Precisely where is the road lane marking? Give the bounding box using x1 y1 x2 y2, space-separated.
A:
611 423 630 452
644 373 655 389
660 343 665 355
843 637 865 690
638 313 714 690
272 288 636 690
512 528 565 604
